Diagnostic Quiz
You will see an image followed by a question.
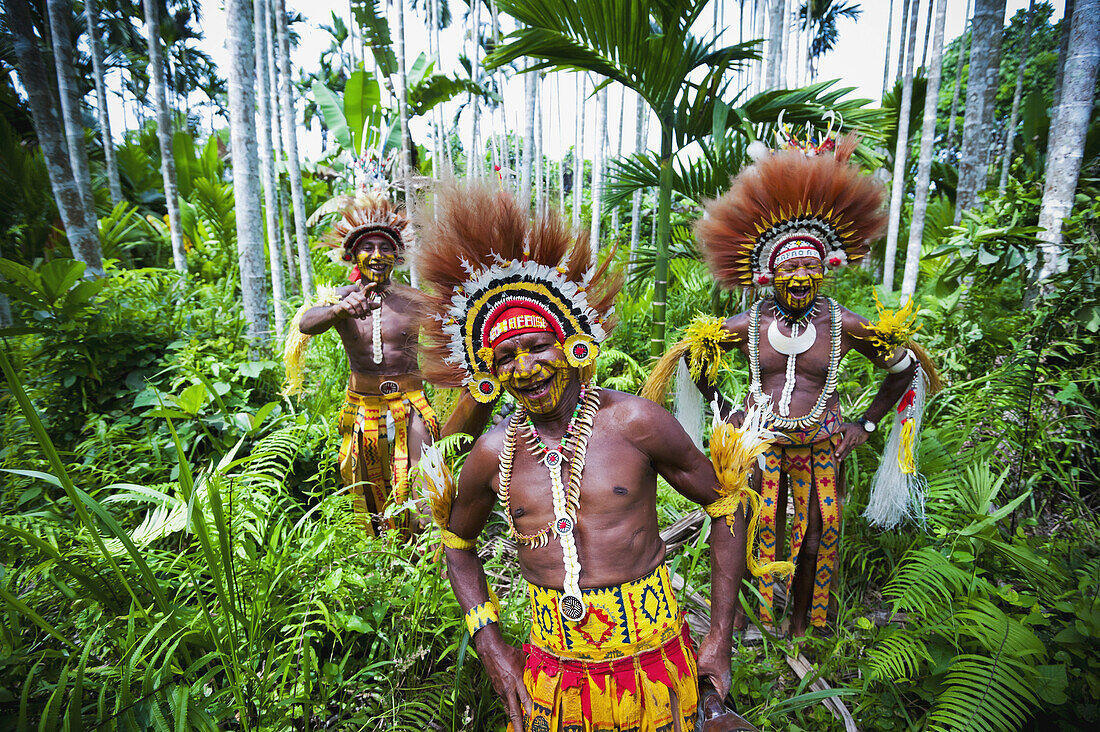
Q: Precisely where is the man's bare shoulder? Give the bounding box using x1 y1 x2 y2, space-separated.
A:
598 388 679 433
722 310 751 340
468 415 510 461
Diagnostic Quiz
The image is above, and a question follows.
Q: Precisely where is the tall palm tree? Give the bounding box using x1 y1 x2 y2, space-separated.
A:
954 0 1007 222
1037 0 1100 279
85 0 123 205
7 0 104 276
395 0 413 206
520 63 537 208
589 85 608 252
946 0 972 145
487 0 758 354
767 0 785 88
275 0 314 296
226 0 269 347
901 0 947 300
881 0 895 99
256 0 286 339
629 89 649 268
800 0 862 81
467 0 482 179
571 73 585 230
1052 0 1077 111
143 0 187 273
47 0 96 230
265 0 298 296
883 0 921 292
998 0 1036 194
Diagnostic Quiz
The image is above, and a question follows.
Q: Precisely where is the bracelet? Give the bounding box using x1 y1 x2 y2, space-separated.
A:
441 528 476 551
886 349 914 373
464 598 499 636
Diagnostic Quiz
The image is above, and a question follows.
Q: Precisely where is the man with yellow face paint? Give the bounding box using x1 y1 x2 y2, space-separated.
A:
286 194 440 536
646 135 931 637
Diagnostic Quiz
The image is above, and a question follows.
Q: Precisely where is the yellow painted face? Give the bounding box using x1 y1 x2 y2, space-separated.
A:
352 232 401 286
773 256 824 313
492 331 575 414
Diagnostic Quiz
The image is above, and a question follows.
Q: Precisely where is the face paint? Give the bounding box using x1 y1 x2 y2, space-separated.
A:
494 336 575 414
351 233 401 286
773 256 824 314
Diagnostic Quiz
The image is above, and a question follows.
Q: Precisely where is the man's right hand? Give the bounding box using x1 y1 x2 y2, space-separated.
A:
333 289 379 320
476 634 531 730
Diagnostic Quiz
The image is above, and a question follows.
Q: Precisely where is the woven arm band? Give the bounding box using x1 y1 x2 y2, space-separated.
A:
704 492 742 519
442 528 476 550
464 597 499 636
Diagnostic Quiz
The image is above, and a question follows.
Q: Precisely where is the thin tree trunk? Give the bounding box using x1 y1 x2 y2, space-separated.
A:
920 0 934 68
651 120 673 357
1037 0 1100 279
902 0 948 300
629 91 647 271
895 0 911 82
572 73 585 230
1052 0 1077 111
227 0 269 347
520 65 537 208
275 0 314 295
767 0 785 88
947 0 972 145
781 0 793 87
955 0 1007 222
266 0 297 296
143 0 187 273
47 0 96 228
589 86 607 253
85 0 122 205
256 0 286 339
998 0 1036 194
884 0 922 291
610 86 625 236
535 74 545 217
8 0 103 276
467 0 481 179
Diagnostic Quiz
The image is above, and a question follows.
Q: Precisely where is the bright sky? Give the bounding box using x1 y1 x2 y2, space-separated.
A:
108 0 1065 164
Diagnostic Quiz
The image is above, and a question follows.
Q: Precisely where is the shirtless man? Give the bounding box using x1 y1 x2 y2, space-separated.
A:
415 184 751 731
296 196 439 535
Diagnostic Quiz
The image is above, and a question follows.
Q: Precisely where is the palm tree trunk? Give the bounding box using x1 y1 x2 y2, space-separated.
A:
85 0 122 205
255 0 286 339
998 0 1036 194
8 0 103 277
920 0 935 67
536 75 545 217
142 0 187 273
263 0 296 296
895 0 911 82
651 119 674 357
954 0 1007 222
901 0 948 301
781 0 793 87
947 0 972 145
572 73 585 230
275 0 314 296
1052 0 1077 111
589 86 607 253
629 91 647 270
1037 0 1099 279
520 65 537 208
610 86 624 236
47 0 97 229
883 0 922 291
467 0 482 179
882 0 896 99
767 0 785 88
227 0 269 348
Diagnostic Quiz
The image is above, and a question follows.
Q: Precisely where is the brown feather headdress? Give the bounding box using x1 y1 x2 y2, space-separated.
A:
415 182 621 401
324 193 409 260
696 134 886 289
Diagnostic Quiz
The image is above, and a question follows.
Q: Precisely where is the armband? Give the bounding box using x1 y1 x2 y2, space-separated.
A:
464 586 501 636
441 528 476 551
704 493 742 519
886 349 914 374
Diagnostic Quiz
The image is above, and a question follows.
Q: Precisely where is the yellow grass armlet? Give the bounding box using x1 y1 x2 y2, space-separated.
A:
442 528 476 551
704 492 742 519
281 286 344 397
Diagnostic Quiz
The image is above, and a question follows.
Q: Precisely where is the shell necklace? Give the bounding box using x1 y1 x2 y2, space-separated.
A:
750 297 841 430
498 382 600 623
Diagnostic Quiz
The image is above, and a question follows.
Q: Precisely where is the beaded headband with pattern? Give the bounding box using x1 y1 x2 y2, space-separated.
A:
416 183 621 403
324 193 409 260
696 133 886 288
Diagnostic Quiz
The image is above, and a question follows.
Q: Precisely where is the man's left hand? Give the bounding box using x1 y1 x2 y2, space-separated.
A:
834 421 870 461
696 631 732 699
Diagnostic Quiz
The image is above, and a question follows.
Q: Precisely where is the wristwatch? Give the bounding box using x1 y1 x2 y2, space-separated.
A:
857 416 877 433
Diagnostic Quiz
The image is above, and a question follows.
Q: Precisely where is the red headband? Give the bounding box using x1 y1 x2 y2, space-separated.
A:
484 304 560 349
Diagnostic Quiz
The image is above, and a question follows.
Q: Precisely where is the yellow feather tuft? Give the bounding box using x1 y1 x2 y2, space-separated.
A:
641 315 737 404
863 291 922 358
280 287 344 397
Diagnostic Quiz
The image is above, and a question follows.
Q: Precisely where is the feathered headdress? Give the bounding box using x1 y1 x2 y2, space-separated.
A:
324 193 409 261
415 183 621 402
696 134 886 288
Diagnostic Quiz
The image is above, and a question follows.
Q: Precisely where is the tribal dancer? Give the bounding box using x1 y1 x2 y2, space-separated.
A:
413 183 768 732
644 134 935 637
284 194 439 535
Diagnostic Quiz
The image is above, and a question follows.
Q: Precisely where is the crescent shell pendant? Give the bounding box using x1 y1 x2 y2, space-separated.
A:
767 318 817 355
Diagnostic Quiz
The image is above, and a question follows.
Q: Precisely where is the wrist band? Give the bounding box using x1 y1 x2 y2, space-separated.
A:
464 597 500 636
441 528 476 551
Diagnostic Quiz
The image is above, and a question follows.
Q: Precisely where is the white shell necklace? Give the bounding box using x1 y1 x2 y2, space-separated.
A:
767 300 818 416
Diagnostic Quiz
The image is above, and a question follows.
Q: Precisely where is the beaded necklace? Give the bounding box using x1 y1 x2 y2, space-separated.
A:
749 297 841 430
497 382 601 623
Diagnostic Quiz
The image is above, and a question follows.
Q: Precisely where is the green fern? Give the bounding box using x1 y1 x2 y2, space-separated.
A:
927 655 1040 732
